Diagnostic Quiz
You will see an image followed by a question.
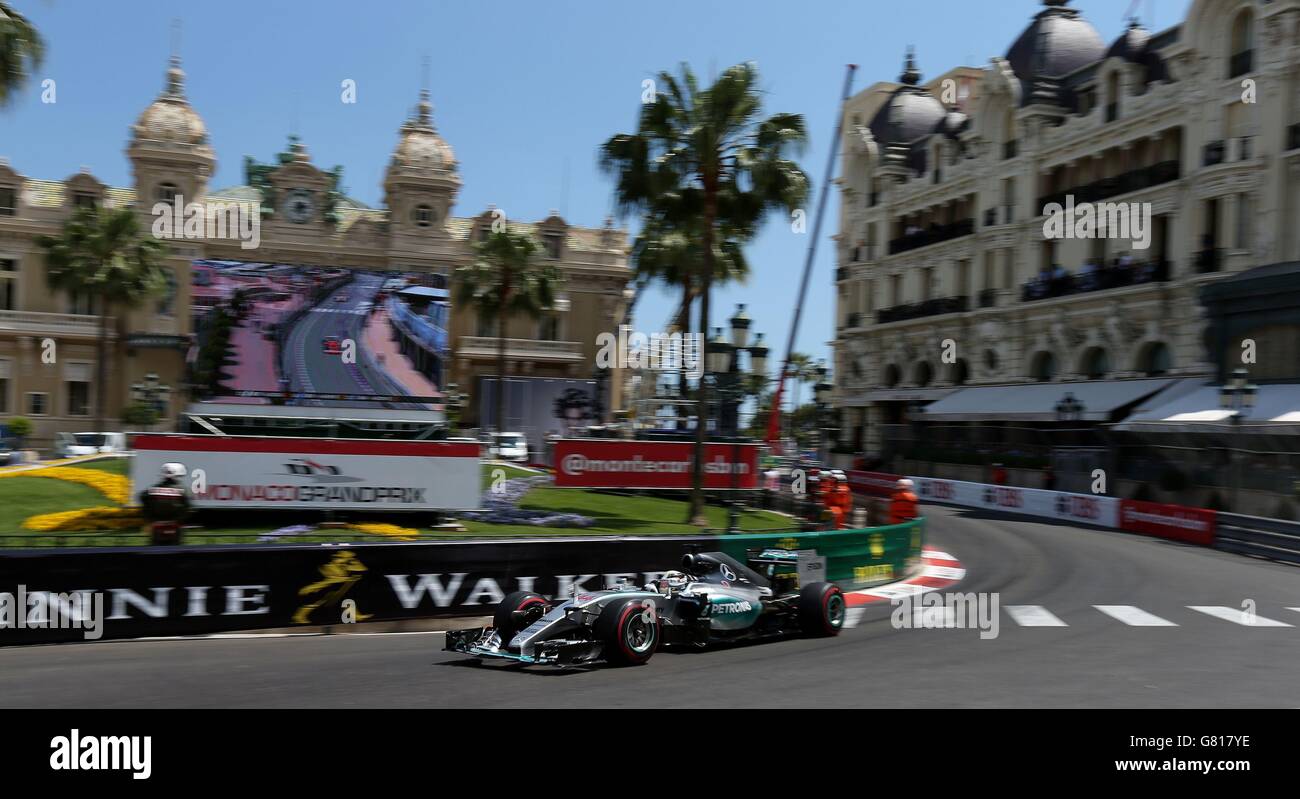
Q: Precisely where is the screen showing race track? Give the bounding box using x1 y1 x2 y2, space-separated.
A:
189 260 449 409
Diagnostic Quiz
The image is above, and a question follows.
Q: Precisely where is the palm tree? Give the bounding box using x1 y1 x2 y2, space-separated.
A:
601 62 809 525
37 206 170 431
0 2 44 108
786 352 815 408
455 228 562 435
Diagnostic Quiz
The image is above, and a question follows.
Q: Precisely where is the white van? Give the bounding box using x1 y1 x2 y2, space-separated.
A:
54 432 127 458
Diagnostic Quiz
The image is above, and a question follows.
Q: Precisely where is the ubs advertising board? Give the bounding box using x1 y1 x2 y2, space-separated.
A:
131 435 480 511
553 439 759 490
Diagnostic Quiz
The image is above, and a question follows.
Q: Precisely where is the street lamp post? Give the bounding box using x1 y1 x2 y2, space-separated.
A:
130 372 172 430
706 304 769 533
442 382 468 433
1219 367 1258 511
1053 392 1085 491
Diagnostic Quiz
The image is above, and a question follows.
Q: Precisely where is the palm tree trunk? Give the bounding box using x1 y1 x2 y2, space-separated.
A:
688 182 717 526
495 268 511 435
95 301 109 432
675 283 692 430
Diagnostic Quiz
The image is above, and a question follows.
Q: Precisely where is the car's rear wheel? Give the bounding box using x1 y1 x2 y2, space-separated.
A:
798 582 846 637
494 591 550 646
596 598 660 666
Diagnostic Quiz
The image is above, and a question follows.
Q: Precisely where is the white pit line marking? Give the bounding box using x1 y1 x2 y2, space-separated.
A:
1005 605 1068 627
1093 605 1177 626
1188 606 1294 627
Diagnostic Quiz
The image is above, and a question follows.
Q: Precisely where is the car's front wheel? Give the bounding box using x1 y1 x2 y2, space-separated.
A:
798 582 846 637
493 591 550 647
595 598 660 666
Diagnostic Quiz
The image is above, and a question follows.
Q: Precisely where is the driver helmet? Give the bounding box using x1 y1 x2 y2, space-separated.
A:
160 462 186 480
896 478 914 490
658 570 690 592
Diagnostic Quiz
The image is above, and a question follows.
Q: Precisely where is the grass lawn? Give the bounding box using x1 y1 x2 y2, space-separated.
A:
0 457 795 546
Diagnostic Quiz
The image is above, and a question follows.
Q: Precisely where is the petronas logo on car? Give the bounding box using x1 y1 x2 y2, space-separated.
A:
713 600 753 614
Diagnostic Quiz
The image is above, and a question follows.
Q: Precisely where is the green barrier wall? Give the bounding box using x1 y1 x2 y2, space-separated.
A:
715 516 926 589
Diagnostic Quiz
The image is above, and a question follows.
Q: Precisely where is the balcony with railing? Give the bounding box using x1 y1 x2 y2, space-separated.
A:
888 218 975 255
1229 49 1253 79
1037 160 1180 212
456 336 585 361
1020 258 1170 303
876 295 969 324
0 310 109 338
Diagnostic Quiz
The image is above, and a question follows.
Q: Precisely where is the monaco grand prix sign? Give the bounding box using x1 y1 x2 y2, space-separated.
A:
130 435 481 511
553 439 759 490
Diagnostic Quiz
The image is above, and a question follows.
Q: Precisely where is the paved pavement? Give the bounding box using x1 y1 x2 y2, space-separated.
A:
2 504 1296 708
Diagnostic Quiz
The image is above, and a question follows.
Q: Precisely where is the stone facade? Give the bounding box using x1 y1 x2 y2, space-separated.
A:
0 58 631 446
832 0 1300 456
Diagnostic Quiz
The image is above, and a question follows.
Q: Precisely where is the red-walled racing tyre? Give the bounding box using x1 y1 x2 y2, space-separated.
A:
798 582 846 637
596 598 660 666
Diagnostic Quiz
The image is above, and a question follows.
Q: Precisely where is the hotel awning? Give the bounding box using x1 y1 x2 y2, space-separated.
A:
1111 382 1300 434
919 378 1185 422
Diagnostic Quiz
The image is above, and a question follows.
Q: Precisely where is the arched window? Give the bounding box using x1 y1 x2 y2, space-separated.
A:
882 364 901 388
1030 351 1057 382
155 182 179 204
1229 10 1255 78
1082 347 1110 380
949 358 969 386
914 361 933 387
1105 71 1120 121
1138 341 1172 376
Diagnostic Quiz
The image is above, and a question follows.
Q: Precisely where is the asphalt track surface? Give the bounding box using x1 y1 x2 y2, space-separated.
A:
280 273 429 409
2 504 1298 708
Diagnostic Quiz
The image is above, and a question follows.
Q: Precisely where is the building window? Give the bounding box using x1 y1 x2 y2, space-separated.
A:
0 258 16 311
476 314 497 338
68 291 96 316
1030 352 1057 382
66 380 90 416
73 193 98 210
0 359 10 413
26 392 49 416
543 233 562 260
538 314 560 341
413 204 434 227
1229 11 1254 78
155 183 179 204
0 187 15 216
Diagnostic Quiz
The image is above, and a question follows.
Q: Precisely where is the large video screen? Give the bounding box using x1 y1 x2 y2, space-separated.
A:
189 260 449 409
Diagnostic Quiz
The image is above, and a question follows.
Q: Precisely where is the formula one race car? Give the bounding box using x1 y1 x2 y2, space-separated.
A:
444 549 846 667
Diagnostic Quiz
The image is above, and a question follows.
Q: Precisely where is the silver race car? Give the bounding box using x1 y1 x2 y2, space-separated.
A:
444 549 846 667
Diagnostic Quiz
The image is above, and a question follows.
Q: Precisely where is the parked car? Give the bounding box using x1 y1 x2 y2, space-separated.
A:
486 432 529 463
54 432 127 458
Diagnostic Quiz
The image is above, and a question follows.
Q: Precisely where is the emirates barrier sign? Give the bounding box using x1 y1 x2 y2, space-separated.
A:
553 439 759 490
130 435 481 511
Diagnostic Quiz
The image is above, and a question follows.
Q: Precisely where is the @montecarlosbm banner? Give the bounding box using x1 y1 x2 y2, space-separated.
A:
553 439 760 490
130 434 481 511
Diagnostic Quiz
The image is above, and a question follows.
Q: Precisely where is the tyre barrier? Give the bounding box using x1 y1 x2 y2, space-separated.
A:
1213 513 1300 565
0 520 924 646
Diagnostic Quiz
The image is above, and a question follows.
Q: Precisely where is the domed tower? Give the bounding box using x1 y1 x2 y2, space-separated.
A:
127 55 215 208
383 88 461 238
1005 0 1105 108
867 49 947 172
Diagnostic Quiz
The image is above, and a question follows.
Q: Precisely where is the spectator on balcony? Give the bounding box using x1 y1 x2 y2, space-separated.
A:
1080 259 1100 291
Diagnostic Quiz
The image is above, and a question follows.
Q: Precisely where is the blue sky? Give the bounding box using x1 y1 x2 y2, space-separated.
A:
1 0 1190 378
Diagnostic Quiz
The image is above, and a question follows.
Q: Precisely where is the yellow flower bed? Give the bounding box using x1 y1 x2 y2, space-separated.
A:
23 506 143 532
0 466 132 505
345 522 419 541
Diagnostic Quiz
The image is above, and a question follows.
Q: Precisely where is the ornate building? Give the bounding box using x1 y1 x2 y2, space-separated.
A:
832 0 1300 464
0 55 631 447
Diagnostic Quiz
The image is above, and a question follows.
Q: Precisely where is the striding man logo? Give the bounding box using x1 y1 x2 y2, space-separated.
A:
293 550 372 625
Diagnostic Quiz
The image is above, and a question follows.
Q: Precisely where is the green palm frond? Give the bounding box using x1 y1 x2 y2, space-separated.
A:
0 2 45 108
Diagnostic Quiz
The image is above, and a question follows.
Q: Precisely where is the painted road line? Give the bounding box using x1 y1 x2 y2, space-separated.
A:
1005 605 1068 627
1188 606 1294 627
1093 605 1177 626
